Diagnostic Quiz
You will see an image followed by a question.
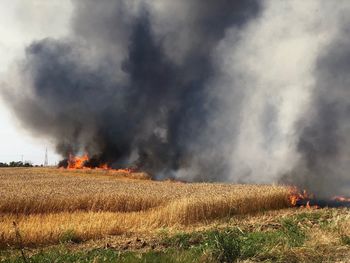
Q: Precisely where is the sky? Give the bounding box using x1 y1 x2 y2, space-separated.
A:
0 0 72 164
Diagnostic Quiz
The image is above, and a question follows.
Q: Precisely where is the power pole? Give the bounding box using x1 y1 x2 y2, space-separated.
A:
44 148 48 166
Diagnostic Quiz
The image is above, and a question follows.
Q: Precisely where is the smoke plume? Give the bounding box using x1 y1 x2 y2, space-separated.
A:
3 0 350 196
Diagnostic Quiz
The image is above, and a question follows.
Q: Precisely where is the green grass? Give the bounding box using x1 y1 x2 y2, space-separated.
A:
3 210 349 263
280 218 305 246
160 219 306 263
293 211 334 230
341 235 350 245
205 229 241 262
2 224 305 263
59 229 83 244
162 232 200 249
1 248 204 263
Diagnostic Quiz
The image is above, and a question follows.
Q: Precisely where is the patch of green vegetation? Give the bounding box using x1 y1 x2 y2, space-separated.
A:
292 210 337 231
280 218 305 247
341 235 350 245
294 211 323 222
1 248 203 263
163 228 243 262
238 220 305 262
162 232 202 249
59 229 82 244
119 249 203 263
163 224 306 263
240 231 283 259
0 250 15 261
0 223 311 263
205 229 241 263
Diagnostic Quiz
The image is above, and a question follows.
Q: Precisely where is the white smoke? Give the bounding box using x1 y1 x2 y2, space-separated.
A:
211 0 350 184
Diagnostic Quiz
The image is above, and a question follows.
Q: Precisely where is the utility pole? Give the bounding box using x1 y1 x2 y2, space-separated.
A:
21 155 24 163
44 148 48 166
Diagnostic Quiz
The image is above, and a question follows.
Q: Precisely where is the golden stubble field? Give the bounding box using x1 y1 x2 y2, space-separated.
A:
0 168 290 247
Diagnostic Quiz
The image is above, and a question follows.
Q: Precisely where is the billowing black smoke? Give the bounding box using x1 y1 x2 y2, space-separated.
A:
3 0 261 179
4 0 350 195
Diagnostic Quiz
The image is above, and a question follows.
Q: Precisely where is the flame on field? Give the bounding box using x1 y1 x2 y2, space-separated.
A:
68 154 89 169
66 154 133 173
289 187 317 209
289 187 350 208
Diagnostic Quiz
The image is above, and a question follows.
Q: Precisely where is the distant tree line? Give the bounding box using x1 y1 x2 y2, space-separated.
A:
0 161 34 167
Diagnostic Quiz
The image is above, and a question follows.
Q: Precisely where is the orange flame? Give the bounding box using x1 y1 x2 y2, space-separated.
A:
289 187 318 209
66 154 133 173
290 188 350 209
68 154 89 169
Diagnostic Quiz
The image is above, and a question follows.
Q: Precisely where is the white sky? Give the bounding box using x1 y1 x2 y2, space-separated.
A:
0 0 72 165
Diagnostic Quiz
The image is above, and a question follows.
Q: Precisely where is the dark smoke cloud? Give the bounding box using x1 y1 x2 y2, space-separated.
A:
3 0 261 179
5 0 350 195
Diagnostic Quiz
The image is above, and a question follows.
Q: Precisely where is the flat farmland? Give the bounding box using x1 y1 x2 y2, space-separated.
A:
0 168 289 247
1 168 349 263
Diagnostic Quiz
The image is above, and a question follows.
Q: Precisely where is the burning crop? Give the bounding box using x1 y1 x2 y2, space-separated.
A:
289 187 350 209
61 154 135 174
67 154 90 169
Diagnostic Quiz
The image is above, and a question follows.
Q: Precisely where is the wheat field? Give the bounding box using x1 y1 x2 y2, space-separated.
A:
0 168 290 247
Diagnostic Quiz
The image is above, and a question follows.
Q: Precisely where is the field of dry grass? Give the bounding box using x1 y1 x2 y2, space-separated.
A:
3 208 350 262
0 168 290 247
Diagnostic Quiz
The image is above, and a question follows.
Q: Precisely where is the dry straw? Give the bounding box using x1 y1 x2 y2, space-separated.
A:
0 168 290 246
